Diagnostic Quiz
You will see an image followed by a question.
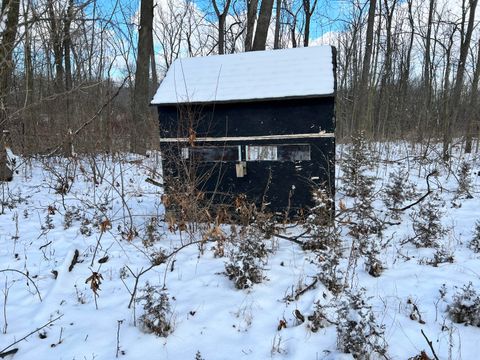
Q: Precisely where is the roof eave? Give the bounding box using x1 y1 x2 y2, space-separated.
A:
151 93 335 107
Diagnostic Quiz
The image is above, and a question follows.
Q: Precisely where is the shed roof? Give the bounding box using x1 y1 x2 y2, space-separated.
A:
151 46 335 105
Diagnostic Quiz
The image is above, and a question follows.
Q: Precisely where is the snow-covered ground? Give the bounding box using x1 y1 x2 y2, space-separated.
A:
0 142 480 360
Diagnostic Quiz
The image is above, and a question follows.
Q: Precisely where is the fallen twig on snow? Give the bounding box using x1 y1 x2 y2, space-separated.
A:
0 314 63 356
273 229 310 246
284 277 319 302
421 329 439 360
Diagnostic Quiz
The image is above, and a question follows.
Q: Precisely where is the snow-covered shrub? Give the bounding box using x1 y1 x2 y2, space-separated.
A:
225 233 268 289
306 226 343 293
138 284 174 337
341 137 386 278
308 301 331 332
63 206 82 229
455 161 473 199
144 217 162 247
336 289 387 359
150 249 168 266
448 282 480 326
303 188 343 292
410 194 447 248
364 239 384 277
342 133 384 249
307 187 334 227
432 245 454 266
469 221 480 253
315 231 344 293
382 169 416 219
41 214 55 231
341 131 374 198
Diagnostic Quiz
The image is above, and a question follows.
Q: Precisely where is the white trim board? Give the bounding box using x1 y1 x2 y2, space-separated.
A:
159 133 335 143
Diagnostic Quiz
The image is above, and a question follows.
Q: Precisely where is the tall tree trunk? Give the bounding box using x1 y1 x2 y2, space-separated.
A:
273 0 281 49
302 0 317 47
440 28 455 155
88 0 97 80
423 0 434 93
47 0 65 93
133 0 154 153
150 37 158 89
0 0 19 179
23 0 35 153
419 0 435 144
245 0 258 51
376 0 396 138
354 0 376 131
63 0 73 92
252 0 274 51
443 0 478 159
63 0 73 147
212 0 232 55
0 0 20 100
464 40 480 153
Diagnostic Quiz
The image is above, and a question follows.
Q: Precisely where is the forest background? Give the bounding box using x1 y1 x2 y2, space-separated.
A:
0 0 479 158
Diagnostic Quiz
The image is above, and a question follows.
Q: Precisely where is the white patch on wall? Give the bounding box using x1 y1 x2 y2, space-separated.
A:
246 146 278 161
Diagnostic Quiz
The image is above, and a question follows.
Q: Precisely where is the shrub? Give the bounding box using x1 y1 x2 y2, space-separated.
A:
455 161 473 199
225 231 268 289
137 283 174 337
341 131 374 198
304 188 344 292
448 282 480 326
336 289 387 359
410 194 447 248
308 301 332 332
432 245 454 266
364 239 384 277
382 169 416 219
143 217 162 247
469 221 480 253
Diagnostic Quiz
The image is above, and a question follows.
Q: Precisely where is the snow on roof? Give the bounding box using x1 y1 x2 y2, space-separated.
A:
151 46 335 105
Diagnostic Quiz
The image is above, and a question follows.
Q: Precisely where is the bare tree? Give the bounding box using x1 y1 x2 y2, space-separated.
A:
245 0 259 51
273 0 281 48
353 0 376 131
302 0 317 47
0 0 20 179
212 0 233 54
443 0 478 159
252 0 274 50
133 0 154 154
465 40 480 153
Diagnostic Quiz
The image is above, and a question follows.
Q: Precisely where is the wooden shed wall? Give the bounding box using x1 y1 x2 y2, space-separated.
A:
157 96 335 215
157 97 334 138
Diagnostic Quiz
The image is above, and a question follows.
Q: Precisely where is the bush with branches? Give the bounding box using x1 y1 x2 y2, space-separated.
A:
341 131 375 198
303 188 344 293
469 221 480 253
448 282 480 326
455 161 473 200
225 227 269 289
137 283 174 337
336 289 387 359
410 194 447 248
382 169 417 219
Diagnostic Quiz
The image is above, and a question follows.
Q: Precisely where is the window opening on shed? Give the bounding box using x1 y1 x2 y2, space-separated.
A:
278 144 311 161
246 144 310 161
182 146 239 162
246 146 278 161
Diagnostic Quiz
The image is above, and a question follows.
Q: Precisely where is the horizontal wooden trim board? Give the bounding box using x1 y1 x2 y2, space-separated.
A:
159 132 335 143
